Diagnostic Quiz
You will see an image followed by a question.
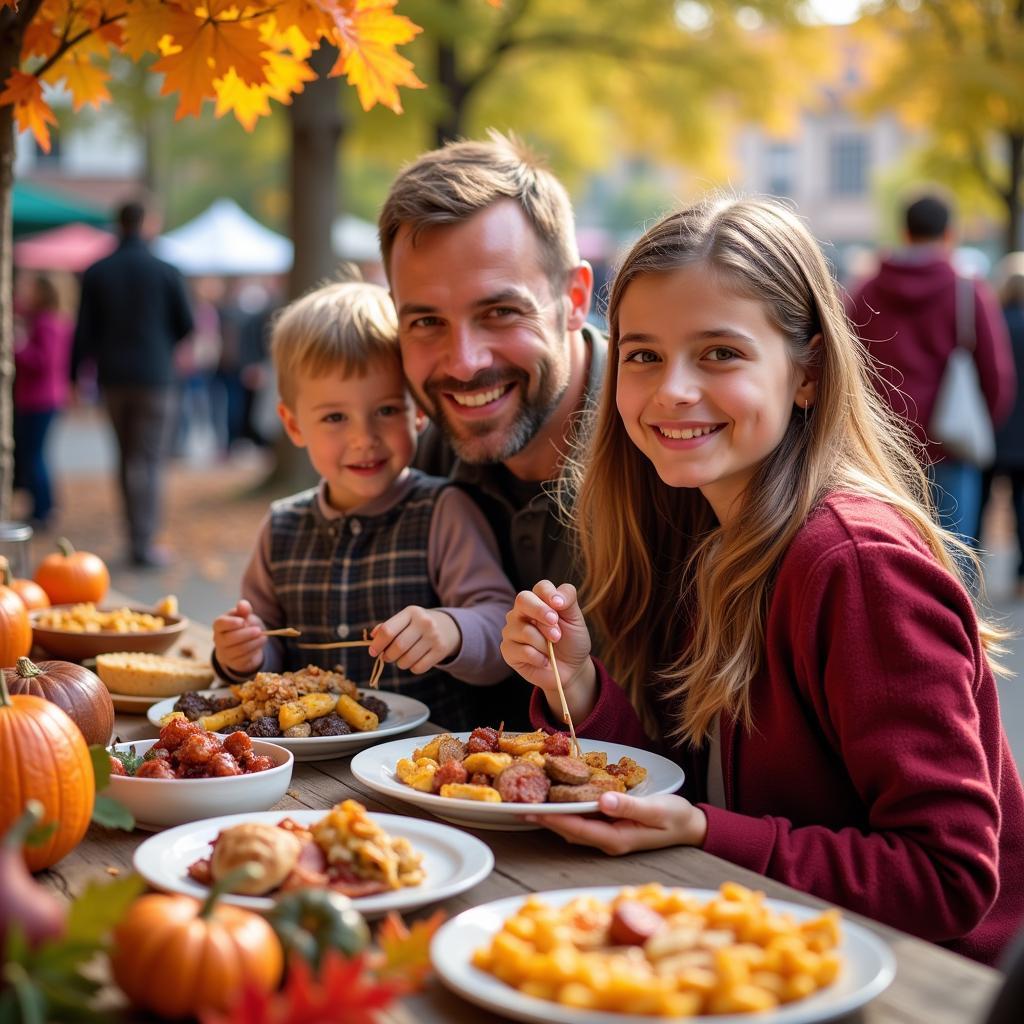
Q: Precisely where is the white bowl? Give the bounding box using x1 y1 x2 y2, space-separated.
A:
106 738 294 830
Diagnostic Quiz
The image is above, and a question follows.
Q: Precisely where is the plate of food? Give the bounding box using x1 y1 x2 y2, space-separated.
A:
431 882 895 1024
349 727 685 830
31 598 188 660
147 666 430 761
133 801 494 917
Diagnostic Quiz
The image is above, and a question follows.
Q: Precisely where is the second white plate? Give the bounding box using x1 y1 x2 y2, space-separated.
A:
350 734 685 831
133 808 494 917
147 689 430 761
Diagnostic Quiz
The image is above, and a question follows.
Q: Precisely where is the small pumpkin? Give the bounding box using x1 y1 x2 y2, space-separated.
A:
0 672 95 872
34 538 110 606
110 866 283 1019
4 657 114 746
0 576 32 668
268 888 370 969
0 556 49 611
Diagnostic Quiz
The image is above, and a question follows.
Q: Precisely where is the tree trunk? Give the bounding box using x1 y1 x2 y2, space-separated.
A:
259 42 345 496
0 16 25 521
434 39 468 147
1006 130 1023 254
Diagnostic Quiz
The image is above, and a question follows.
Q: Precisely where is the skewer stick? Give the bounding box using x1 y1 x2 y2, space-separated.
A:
367 654 386 689
547 639 581 758
295 639 374 650
262 627 301 638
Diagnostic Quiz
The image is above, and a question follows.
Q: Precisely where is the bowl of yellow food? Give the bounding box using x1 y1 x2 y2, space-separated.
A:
31 601 189 660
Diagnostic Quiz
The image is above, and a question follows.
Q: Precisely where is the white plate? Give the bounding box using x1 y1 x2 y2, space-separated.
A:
147 689 430 761
109 691 167 713
133 808 494 918
350 735 685 831
431 887 896 1024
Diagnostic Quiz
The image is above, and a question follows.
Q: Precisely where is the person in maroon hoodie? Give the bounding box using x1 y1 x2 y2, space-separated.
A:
13 272 73 527
846 195 1015 546
501 196 1024 966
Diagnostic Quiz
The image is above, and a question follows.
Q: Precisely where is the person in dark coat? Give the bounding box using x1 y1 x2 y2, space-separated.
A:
981 253 1024 594
73 200 194 567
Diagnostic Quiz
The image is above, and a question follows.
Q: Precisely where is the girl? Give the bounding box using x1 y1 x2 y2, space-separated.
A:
501 196 1024 966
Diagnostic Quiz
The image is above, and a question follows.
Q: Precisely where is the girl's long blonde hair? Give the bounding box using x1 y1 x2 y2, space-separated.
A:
567 196 1004 745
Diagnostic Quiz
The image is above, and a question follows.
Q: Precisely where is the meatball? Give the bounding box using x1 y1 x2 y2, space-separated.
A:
173 692 213 721
217 723 249 735
223 730 253 760
466 726 500 753
159 717 204 752
208 752 242 777
242 753 275 774
108 755 127 776
356 694 389 722
310 713 352 737
247 716 282 738
177 731 223 766
211 694 241 712
136 758 176 779
496 762 550 804
145 746 171 761
434 759 468 791
469 771 490 787
542 732 572 757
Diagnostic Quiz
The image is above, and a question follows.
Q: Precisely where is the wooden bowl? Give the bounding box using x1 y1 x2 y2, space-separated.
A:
30 607 189 661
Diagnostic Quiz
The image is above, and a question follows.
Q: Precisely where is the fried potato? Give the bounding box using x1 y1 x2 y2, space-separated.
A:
199 705 246 732
498 730 547 756
606 755 648 789
278 692 338 730
336 693 379 732
463 751 513 776
395 757 437 792
582 751 607 770
412 735 448 761
439 783 502 802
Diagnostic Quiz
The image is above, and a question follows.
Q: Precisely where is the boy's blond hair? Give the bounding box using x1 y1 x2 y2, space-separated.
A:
271 280 399 408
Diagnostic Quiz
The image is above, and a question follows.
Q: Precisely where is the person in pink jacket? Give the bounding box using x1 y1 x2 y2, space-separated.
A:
502 196 1024 966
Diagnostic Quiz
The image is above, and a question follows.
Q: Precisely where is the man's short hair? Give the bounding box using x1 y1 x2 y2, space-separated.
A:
117 201 146 235
378 130 580 290
271 279 399 408
904 195 950 242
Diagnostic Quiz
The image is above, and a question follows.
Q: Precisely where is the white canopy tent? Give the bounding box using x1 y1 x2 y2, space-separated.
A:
156 198 293 276
332 214 380 263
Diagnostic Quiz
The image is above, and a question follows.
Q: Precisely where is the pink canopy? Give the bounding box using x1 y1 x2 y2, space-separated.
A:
14 222 116 272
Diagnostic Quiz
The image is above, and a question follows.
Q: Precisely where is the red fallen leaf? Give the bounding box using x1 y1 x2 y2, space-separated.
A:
374 909 445 990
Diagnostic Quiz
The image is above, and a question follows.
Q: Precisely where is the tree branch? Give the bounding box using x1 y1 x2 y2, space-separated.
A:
32 13 124 79
967 132 1008 205
459 0 532 99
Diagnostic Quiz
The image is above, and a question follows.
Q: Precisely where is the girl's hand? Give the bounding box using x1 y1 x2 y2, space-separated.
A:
529 792 707 855
212 599 266 676
501 581 596 722
369 607 461 674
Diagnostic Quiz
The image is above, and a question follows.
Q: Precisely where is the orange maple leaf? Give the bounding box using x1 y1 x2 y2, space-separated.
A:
322 0 424 113
374 909 444 990
0 70 57 152
46 52 112 111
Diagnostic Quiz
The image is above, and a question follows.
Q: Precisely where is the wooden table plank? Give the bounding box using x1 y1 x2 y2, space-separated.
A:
35 605 1003 1023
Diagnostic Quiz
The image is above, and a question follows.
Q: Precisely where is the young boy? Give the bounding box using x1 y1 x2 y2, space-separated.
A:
212 280 515 730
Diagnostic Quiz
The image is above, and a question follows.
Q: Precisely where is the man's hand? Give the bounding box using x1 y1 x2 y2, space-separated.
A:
528 792 707 855
369 606 461 674
212 599 265 677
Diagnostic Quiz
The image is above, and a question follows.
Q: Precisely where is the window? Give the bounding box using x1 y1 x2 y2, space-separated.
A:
765 142 796 198
829 134 868 197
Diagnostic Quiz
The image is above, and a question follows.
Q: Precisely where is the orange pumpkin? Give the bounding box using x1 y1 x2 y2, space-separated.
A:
0 672 95 872
34 538 109 605
110 883 283 1019
0 578 32 667
4 657 114 746
0 556 49 611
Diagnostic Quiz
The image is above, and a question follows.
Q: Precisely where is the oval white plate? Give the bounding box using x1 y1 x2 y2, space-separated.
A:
109 691 168 713
133 808 493 918
431 887 896 1024
147 689 430 761
350 735 685 831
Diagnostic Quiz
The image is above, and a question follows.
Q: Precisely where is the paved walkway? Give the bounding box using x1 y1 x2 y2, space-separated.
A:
26 406 1024 772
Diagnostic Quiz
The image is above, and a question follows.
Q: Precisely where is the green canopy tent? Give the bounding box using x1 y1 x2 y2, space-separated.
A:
12 181 108 238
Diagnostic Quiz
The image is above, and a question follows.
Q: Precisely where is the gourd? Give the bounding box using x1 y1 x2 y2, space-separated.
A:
33 538 110 605
3 657 114 746
110 866 283 1019
0 574 32 667
0 673 95 872
0 556 49 611
0 801 67 949
268 888 370 969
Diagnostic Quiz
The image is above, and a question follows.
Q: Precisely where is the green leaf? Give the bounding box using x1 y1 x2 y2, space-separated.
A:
1 962 46 1024
90 794 134 832
64 875 145 946
88 745 111 789
23 820 58 849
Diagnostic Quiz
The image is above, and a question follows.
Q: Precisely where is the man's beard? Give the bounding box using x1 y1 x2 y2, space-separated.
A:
421 361 569 465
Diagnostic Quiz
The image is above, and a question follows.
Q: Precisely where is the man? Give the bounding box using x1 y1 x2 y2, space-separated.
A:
74 200 194 567
847 194 1015 544
379 133 601 723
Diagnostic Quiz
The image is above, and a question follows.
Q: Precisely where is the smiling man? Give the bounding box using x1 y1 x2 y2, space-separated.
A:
379 133 602 597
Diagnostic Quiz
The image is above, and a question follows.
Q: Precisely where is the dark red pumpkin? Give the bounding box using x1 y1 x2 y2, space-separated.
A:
3 657 114 746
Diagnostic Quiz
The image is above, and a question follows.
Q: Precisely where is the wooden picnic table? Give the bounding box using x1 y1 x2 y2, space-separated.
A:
36 611 1003 1023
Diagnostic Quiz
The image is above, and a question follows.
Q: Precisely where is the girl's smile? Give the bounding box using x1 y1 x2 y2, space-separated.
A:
615 264 815 524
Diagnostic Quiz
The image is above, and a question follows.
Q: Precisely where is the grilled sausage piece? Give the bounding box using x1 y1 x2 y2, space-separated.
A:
609 900 665 946
495 762 551 803
544 754 592 785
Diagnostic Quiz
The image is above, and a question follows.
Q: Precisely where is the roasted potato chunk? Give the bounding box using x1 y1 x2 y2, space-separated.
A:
497 730 547 756
278 692 338 730
395 757 437 791
336 693 379 732
439 783 502 802
199 705 246 732
412 735 448 761
463 751 513 776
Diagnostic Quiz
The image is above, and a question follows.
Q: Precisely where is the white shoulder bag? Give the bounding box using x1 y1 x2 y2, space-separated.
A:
928 275 996 468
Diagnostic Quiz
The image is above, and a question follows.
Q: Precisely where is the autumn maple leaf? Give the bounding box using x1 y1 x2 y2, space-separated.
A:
374 910 444 990
201 952 403 1024
0 69 57 151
